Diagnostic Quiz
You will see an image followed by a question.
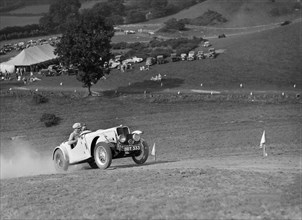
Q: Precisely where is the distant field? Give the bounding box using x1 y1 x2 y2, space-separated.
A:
0 15 41 29
0 0 107 29
9 5 49 14
80 0 107 9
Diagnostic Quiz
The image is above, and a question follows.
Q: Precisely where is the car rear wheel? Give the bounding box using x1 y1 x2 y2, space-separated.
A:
94 142 112 169
54 149 69 172
132 140 149 164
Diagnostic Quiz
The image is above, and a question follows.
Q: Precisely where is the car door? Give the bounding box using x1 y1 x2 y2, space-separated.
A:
68 135 91 163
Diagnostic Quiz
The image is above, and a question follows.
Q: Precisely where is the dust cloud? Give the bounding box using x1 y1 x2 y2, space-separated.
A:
0 139 56 179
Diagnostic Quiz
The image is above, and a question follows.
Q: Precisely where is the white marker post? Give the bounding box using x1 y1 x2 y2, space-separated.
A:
151 143 156 161
260 130 267 157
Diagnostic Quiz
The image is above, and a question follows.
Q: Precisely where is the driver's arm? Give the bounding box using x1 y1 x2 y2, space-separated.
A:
68 133 77 145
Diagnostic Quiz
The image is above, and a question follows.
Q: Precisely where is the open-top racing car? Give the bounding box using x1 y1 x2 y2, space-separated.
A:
53 125 149 171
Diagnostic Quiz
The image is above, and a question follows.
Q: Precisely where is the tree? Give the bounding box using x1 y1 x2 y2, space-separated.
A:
107 0 125 16
39 14 56 32
55 11 114 96
40 0 81 32
91 1 125 25
91 2 112 18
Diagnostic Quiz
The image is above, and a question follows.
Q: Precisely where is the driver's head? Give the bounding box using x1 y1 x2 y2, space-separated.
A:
72 123 81 132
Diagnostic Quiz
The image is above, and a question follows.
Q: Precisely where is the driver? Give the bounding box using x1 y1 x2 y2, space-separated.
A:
68 123 81 148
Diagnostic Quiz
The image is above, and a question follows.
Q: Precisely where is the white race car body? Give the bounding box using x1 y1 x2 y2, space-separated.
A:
53 125 149 171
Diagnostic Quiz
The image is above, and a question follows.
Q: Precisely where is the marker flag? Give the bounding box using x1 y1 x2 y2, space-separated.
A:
260 130 266 148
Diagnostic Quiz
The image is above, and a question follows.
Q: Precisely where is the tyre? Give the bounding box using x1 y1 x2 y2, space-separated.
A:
94 142 112 169
132 140 149 165
53 149 69 172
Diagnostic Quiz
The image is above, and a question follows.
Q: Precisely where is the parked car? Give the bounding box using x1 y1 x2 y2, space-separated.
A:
187 51 195 61
204 48 216 59
203 41 211 47
157 55 165 64
39 68 59 77
146 57 156 66
197 51 205 59
181 53 187 61
115 55 123 62
109 59 120 69
218 34 226 38
131 56 143 63
170 53 180 62
280 21 291 26
124 30 136 34
53 125 149 171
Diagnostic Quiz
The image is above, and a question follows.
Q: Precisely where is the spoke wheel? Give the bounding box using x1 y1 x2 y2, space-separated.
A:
94 143 112 169
54 149 69 172
132 140 149 165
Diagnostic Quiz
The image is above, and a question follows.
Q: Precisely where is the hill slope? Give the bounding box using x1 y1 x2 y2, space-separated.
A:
145 0 301 27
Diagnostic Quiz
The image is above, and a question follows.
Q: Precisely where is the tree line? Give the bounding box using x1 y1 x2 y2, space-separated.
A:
0 0 204 40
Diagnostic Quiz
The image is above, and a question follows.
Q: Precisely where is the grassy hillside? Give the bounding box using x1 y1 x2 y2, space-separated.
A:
10 21 299 95
91 21 302 92
145 0 301 27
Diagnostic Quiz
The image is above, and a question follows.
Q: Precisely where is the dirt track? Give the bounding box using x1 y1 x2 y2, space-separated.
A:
0 93 301 219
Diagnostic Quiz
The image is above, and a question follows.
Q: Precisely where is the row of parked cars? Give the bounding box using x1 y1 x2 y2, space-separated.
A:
179 48 216 61
0 36 61 56
39 64 78 77
149 48 217 66
109 47 217 70
108 55 144 69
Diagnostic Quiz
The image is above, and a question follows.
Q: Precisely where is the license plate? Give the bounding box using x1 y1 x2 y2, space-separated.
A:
124 145 140 151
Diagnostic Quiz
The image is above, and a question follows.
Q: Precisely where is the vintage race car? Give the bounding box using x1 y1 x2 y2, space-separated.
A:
53 125 149 171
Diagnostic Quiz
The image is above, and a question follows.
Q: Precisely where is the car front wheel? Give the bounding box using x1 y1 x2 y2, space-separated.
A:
94 142 112 169
132 140 149 165
53 149 69 172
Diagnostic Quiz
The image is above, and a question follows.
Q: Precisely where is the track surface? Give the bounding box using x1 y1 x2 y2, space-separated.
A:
0 94 301 219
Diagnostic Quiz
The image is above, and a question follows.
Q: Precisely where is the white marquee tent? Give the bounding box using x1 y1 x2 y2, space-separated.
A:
0 44 58 73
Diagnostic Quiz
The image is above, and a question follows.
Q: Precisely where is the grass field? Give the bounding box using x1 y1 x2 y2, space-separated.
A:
0 0 107 29
9 5 49 14
0 15 41 29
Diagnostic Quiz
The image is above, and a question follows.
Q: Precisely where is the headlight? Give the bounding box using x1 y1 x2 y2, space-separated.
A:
118 134 126 143
133 133 140 142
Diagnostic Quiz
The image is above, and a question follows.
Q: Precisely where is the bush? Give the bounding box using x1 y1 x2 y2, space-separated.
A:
32 94 48 104
40 113 61 127
128 42 148 50
150 48 173 58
